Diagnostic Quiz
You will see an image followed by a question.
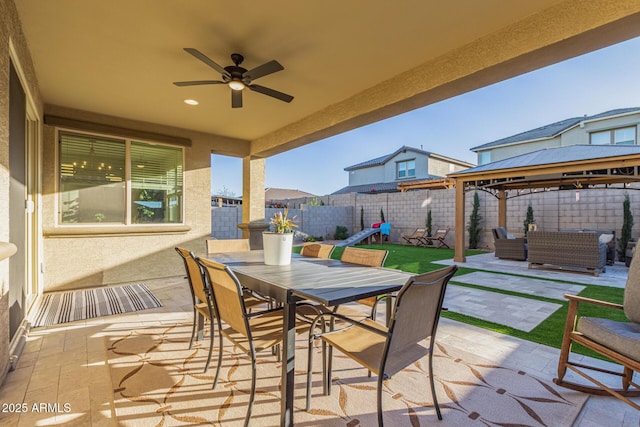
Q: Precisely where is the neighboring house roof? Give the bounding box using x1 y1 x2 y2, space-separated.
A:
265 187 316 200
471 107 640 151
331 176 442 195
344 145 474 171
453 144 640 175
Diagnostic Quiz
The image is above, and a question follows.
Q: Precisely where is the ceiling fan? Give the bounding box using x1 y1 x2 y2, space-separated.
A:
173 48 294 108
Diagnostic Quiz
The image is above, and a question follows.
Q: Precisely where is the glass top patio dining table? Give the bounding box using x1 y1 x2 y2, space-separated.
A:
203 250 412 426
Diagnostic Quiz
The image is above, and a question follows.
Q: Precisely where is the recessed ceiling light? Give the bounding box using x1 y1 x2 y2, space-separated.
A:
184 99 199 105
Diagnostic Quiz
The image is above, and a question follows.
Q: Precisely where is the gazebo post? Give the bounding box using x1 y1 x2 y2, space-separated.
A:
454 178 466 262
498 189 507 228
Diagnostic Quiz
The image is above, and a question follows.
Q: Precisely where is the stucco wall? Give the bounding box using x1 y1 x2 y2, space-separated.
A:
0 0 43 387
40 106 249 291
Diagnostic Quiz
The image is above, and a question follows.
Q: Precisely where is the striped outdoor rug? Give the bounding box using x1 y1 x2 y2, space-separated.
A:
32 283 163 328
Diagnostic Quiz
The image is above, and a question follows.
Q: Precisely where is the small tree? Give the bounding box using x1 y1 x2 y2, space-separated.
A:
618 193 634 261
523 203 536 237
380 208 385 223
467 192 482 249
425 209 433 245
360 206 365 231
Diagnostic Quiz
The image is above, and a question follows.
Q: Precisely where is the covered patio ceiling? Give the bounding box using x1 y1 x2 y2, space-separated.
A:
14 1 640 159
449 145 640 262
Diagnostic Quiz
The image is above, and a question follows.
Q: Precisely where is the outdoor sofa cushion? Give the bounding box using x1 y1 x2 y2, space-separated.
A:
625 250 640 323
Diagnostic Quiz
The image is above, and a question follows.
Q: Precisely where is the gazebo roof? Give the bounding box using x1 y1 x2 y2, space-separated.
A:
450 145 640 191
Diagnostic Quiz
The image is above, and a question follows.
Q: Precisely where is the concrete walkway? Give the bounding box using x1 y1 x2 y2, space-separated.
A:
436 252 627 333
436 251 629 288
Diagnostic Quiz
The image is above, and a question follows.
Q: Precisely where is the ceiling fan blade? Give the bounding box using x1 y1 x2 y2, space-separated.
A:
231 90 243 108
248 84 294 103
183 48 230 77
173 80 225 86
244 60 284 81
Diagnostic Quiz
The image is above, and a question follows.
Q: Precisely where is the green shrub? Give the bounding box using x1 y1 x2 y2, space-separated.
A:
618 193 634 261
523 203 535 236
467 192 482 249
334 226 349 240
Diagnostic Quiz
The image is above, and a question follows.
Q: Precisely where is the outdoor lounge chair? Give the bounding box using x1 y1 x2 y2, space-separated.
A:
554 251 640 410
492 227 527 260
305 265 458 426
420 228 450 249
401 227 428 246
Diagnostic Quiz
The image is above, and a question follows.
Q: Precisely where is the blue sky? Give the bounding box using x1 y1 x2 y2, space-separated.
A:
212 36 640 197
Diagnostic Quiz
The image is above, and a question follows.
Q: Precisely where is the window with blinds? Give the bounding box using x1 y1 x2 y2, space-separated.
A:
59 131 183 225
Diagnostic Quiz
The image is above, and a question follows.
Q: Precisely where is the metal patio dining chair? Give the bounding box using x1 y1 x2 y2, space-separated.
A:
206 238 250 253
305 265 458 426
300 242 336 259
196 257 311 427
175 247 217 372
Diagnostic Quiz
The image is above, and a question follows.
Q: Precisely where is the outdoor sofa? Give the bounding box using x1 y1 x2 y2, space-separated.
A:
527 231 607 276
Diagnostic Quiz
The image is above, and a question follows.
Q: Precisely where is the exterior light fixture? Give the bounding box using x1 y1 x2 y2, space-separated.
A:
184 99 199 105
228 80 245 91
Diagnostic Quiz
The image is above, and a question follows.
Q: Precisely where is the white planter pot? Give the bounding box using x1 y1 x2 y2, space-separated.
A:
262 232 294 265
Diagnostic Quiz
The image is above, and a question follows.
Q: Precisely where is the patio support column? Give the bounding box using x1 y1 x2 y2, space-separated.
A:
238 156 268 249
498 189 507 228
454 179 466 262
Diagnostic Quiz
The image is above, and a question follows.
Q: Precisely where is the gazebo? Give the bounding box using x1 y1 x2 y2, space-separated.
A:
449 145 640 262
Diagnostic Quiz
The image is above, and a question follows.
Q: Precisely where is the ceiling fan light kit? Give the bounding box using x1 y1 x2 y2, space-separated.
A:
173 48 294 108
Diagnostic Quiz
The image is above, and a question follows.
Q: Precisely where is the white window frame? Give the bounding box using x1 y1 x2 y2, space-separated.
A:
396 159 416 179
590 126 637 146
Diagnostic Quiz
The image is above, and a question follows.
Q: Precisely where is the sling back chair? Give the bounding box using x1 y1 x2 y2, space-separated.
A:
341 247 389 309
305 265 458 426
196 257 311 427
420 228 450 249
401 227 428 246
175 247 217 372
300 242 336 259
206 238 250 254
206 238 271 306
554 251 640 410
176 246 267 371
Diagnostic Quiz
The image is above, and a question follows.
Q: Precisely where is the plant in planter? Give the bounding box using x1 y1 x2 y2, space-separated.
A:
263 207 298 265
523 203 536 237
270 206 298 233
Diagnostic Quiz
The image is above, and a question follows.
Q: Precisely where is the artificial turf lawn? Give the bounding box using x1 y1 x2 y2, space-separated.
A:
294 242 626 360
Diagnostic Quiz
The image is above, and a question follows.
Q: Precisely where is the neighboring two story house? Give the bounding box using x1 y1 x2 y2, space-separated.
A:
472 107 640 165
332 146 474 194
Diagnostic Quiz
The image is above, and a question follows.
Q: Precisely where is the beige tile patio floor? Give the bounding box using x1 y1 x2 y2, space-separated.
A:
0 253 638 426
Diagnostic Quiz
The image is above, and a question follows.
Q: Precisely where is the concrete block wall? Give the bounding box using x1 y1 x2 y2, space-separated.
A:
211 206 243 239
212 187 640 252
211 205 353 240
